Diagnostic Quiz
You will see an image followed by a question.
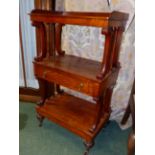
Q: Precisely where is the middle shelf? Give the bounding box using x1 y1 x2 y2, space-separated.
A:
34 55 102 81
33 55 103 97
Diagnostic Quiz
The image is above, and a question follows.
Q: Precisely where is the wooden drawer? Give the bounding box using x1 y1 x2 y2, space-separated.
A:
34 63 100 97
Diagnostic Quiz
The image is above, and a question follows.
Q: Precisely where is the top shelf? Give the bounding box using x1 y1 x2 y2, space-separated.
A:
30 9 128 28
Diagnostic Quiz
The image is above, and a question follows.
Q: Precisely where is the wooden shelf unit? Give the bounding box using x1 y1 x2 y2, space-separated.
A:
30 9 128 155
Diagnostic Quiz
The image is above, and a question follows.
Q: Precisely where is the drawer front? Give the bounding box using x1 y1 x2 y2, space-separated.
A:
34 64 100 97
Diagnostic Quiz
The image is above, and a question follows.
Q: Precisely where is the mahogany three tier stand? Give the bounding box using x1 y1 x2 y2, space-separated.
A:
30 9 128 155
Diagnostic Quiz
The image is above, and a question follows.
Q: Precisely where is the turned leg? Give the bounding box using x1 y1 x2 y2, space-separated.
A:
36 78 54 127
37 78 54 106
83 140 94 155
37 78 47 106
37 114 44 127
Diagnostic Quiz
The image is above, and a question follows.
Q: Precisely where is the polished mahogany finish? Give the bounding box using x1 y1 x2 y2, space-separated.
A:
30 9 128 155
30 10 128 28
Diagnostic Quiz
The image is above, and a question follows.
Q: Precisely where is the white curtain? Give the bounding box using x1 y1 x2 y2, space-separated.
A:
19 44 24 86
19 0 38 88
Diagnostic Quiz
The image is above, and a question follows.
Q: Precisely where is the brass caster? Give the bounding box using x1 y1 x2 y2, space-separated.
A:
83 140 94 155
84 151 89 155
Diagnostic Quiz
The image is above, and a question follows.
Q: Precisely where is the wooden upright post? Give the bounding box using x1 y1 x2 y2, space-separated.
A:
34 0 56 97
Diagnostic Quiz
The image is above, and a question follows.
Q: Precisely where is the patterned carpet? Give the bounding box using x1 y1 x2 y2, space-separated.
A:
19 102 131 155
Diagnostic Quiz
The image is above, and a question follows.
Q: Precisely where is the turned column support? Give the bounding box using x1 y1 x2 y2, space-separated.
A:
32 21 47 61
55 23 65 56
97 26 124 80
90 81 117 132
36 78 53 126
102 86 114 114
54 23 65 94
37 78 52 106
89 96 103 132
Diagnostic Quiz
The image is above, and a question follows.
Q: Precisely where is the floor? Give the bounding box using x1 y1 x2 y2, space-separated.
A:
19 102 131 155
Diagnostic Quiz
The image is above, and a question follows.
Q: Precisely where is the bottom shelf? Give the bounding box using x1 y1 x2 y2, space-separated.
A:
36 93 110 141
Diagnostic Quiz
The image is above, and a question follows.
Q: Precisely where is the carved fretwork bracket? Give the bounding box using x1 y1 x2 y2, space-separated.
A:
102 26 124 35
31 21 47 61
55 23 65 56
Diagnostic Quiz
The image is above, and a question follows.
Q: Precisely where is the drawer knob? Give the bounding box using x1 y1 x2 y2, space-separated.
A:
78 83 84 90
